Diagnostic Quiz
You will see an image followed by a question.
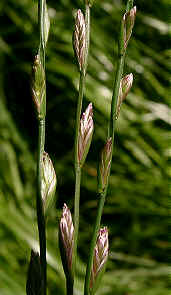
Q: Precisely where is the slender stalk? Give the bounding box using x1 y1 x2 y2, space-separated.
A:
84 1 133 294
36 1 47 294
74 73 85 169
72 4 91 294
36 119 47 295
109 53 125 140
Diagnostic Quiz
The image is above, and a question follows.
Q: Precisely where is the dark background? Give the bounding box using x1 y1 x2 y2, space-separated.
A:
0 0 170 294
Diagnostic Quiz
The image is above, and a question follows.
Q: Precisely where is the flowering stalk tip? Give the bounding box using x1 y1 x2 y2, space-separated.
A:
123 6 136 50
59 204 74 281
116 73 133 119
98 138 112 193
31 54 46 120
90 227 109 293
41 152 57 215
78 103 94 167
73 9 86 73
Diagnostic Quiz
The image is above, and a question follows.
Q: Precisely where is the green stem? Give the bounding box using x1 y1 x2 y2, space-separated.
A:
37 1 47 294
74 72 85 168
36 119 46 295
109 53 125 141
84 1 131 293
72 4 91 294
66 279 74 295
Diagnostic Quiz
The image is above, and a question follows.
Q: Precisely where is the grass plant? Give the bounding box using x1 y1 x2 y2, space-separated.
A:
0 0 170 294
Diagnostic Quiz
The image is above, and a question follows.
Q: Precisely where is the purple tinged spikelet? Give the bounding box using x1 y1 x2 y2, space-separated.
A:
90 227 109 289
78 103 94 166
73 9 86 72
98 138 112 192
60 204 74 272
41 152 57 213
116 73 133 119
123 6 136 49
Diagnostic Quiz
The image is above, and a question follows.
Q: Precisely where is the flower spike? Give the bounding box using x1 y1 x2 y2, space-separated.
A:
123 6 136 50
98 138 112 193
78 103 94 167
90 227 109 293
59 204 74 281
41 152 57 215
73 9 86 72
116 73 133 119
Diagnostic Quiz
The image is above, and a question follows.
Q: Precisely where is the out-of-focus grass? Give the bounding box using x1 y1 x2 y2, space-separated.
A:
0 0 170 294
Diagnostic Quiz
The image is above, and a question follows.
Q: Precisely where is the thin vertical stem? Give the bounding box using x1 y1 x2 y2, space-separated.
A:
74 73 85 169
37 1 47 294
36 119 46 295
72 4 91 294
84 1 132 294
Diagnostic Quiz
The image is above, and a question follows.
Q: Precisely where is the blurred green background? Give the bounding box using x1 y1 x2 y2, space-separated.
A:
0 0 170 294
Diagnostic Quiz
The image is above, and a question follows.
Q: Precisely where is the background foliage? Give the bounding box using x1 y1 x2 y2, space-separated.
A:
0 0 170 294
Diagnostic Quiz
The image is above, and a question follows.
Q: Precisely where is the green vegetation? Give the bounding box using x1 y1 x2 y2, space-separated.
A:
0 0 170 294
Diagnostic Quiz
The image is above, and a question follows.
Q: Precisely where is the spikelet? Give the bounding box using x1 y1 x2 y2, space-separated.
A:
116 73 133 119
73 9 86 72
98 138 112 193
123 6 136 49
41 152 57 214
59 203 74 280
78 103 94 167
90 227 109 293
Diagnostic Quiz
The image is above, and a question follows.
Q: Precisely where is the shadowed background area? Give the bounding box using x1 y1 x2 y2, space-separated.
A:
0 0 170 294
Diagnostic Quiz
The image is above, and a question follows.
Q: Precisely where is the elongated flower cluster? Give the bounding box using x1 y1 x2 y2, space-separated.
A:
41 152 57 214
73 9 86 72
123 6 136 49
116 73 133 119
98 138 112 193
90 227 109 290
78 103 94 167
59 204 74 275
32 54 46 119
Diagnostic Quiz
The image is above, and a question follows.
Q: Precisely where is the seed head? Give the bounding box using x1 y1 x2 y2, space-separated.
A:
59 204 74 274
31 54 46 119
123 6 136 49
90 227 109 290
41 152 57 214
78 103 94 167
98 138 112 193
116 73 133 119
73 9 86 72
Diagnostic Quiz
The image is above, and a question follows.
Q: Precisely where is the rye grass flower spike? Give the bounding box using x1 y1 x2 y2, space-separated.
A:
41 152 57 215
78 103 94 167
123 6 136 50
98 138 112 193
32 54 46 120
73 9 86 73
90 227 109 294
116 73 133 119
59 203 74 290
26 250 43 295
